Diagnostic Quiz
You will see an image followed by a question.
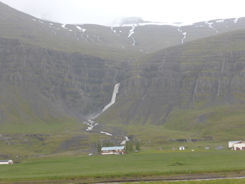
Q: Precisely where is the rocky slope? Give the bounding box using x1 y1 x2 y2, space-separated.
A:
0 37 126 123
99 29 245 140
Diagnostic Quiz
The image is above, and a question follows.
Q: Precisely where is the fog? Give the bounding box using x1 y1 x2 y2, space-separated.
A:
1 0 245 25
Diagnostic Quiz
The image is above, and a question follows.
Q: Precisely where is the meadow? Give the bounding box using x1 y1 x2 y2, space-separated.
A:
132 178 245 184
1 150 245 183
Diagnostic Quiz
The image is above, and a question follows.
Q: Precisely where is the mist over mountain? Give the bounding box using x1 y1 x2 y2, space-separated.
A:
1 1 245 157
112 17 147 26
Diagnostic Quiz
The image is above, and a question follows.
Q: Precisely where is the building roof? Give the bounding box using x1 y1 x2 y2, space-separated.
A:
233 141 245 145
101 146 125 151
229 141 241 144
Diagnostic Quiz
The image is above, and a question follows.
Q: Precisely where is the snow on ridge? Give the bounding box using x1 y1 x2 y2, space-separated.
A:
177 27 187 44
113 22 189 28
234 18 240 24
128 25 135 38
182 32 187 44
76 25 82 31
127 25 136 46
110 27 117 33
205 21 214 29
205 21 218 33
195 25 204 28
216 19 225 23
62 24 67 29
76 25 86 33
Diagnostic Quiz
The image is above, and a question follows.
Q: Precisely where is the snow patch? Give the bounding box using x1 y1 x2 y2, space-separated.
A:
128 25 136 46
177 27 187 44
216 19 225 23
195 25 204 28
110 27 117 33
205 21 218 33
128 25 135 37
100 131 113 136
84 119 98 132
206 21 213 29
234 18 239 24
76 25 82 31
114 21 192 28
76 25 86 32
182 32 187 44
62 24 67 29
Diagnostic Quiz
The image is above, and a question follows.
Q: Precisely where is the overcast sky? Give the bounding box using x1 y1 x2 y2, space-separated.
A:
1 0 245 25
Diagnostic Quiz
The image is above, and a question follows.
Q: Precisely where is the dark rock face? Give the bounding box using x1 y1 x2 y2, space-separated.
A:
107 31 245 125
0 37 121 122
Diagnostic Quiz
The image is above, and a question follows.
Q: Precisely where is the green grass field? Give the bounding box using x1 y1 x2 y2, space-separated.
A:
132 179 245 184
1 150 245 183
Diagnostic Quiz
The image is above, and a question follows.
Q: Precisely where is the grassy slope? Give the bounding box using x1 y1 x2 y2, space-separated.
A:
134 179 245 184
1 151 245 182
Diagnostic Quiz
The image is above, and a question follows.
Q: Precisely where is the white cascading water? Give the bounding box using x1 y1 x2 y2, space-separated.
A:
84 83 120 134
102 83 120 113
120 136 130 145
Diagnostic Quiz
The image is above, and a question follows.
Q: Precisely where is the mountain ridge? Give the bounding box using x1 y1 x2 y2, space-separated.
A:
2 1 245 60
1 1 245 157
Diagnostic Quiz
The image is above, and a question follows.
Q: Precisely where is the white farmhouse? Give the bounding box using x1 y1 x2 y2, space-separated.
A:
0 160 13 165
179 146 185 151
232 142 245 150
228 141 241 149
101 146 125 155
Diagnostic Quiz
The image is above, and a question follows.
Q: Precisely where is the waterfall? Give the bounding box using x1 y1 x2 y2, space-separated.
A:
84 83 120 133
102 83 120 113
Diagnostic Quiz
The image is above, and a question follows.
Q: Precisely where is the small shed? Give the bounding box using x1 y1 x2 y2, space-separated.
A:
101 146 125 155
0 160 13 165
179 146 185 151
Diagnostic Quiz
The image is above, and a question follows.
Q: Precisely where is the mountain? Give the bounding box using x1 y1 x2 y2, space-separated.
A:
99 29 245 143
2 2 245 59
1 1 245 157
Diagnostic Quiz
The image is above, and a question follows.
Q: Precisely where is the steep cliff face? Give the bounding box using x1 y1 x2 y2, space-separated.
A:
100 30 245 134
0 37 124 125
